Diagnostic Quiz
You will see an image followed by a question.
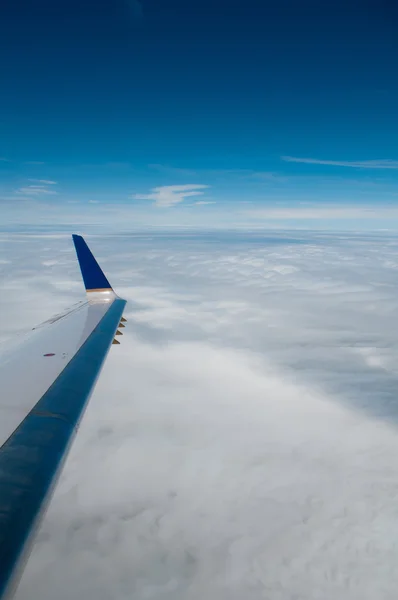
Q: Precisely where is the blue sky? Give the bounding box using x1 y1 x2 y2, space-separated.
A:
1 0 398 229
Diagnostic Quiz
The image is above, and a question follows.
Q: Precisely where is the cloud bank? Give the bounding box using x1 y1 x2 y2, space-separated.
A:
2 230 398 599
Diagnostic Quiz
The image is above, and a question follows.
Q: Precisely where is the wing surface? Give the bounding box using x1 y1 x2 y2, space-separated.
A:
0 235 126 599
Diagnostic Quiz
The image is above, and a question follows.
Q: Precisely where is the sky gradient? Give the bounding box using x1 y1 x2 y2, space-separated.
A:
1 0 398 229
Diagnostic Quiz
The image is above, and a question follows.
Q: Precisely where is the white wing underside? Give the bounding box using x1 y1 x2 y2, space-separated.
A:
0 235 126 600
0 298 114 448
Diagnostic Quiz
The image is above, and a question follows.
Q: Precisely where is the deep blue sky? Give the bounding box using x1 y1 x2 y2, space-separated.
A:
1 0 398 228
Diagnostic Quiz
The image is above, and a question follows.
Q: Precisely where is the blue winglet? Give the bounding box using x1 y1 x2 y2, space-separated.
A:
72 235 113 291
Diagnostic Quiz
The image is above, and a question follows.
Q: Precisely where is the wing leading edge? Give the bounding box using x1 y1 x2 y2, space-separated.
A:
0 236 126 599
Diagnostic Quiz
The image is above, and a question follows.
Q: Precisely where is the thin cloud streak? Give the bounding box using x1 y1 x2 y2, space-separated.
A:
29 179 57 185
16 186 58 197
149 164 285 181
14 180 58 198
282 156 398 169
245 206 398 220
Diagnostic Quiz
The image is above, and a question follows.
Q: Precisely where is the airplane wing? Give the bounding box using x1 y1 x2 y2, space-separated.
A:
0 235 127 599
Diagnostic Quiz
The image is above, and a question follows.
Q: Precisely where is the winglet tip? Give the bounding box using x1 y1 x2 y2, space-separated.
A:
72 234 113 293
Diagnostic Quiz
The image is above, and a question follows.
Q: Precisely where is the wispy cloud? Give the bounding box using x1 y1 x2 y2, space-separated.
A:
24 161 45 165
16 187 57 196
245 205 398 220
194 201 216 205
282 156 398 169
15 181 58 196
29 179 57 185
0 195 31 202
148 164 285 181
133 184 209 208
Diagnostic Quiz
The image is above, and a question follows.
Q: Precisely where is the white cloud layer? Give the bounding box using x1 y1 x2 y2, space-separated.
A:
282 156 398 169
133 185 209 207
3 230 398 599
